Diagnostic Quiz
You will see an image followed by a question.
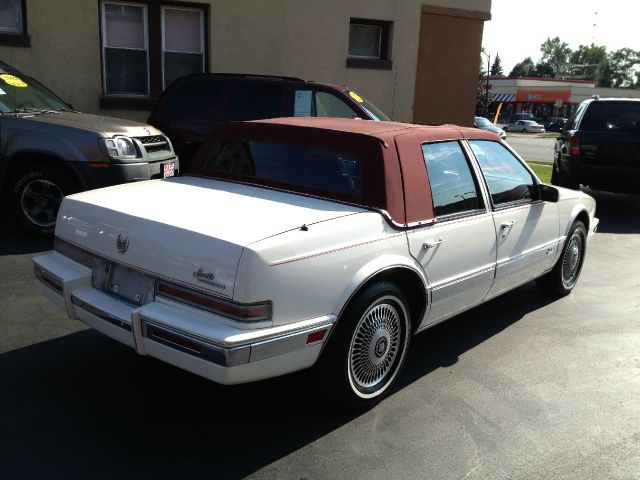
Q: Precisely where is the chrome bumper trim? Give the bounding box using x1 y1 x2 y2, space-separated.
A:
34 264 64 295
140 316 334 368
71 295 133 332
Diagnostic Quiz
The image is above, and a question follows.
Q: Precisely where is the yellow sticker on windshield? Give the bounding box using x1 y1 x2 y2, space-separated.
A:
349 91 364 103
0 74 28 88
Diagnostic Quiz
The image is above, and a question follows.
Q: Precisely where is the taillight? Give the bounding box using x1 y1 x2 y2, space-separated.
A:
569 133 581 156
157 280 272 323
54 237 94 268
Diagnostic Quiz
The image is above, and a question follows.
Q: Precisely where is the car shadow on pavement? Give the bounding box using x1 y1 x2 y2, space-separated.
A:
583 189 640 234
0 209 53 255
0 282 555 479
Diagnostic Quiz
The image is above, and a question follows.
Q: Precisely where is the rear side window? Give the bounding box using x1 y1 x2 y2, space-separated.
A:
160 79 229 116
200 139 361 196
422 141 482 217
226 82 284 121
581 101 640 133
293 89 358 118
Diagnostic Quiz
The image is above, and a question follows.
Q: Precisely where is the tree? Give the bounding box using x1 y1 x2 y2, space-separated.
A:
490 53 504 76
475 73 491 117
540 37 572 76
534 61 554 77
568 44 608 84
606 48 640 88
509 57 535 77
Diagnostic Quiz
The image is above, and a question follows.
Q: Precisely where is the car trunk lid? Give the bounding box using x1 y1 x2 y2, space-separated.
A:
56 176 365 298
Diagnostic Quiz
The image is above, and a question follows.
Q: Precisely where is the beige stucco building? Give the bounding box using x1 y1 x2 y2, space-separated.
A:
0 0 491 126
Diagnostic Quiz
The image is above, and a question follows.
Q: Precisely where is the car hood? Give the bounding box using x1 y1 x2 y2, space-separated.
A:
25 111 163 137
480 125 504 134
55 176 365 297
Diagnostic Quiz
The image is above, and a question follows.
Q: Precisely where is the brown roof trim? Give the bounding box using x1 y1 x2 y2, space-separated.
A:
421 4 491 21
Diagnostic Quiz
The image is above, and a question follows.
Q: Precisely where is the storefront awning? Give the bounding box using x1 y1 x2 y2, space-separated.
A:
491 93 515 102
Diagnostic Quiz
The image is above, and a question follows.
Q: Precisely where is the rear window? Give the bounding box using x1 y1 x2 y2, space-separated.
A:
198 139 361 197
161 78 229 116
581 101 640 133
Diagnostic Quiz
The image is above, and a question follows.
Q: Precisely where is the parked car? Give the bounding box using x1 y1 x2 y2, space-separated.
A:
504 120 546 133
34 117 598 408
0 61 178 235
544 116 567 132
507 112 538 123
148 73 390 171
474 116 507 139
553 97 640 193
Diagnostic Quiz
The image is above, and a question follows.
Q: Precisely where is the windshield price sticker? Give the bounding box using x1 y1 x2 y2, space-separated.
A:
0 74 28 88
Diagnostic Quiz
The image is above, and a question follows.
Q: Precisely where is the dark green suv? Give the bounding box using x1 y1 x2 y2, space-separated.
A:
0 61 179 235
553 97 640 194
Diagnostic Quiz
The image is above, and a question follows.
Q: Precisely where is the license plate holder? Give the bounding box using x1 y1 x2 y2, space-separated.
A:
93 258 155 306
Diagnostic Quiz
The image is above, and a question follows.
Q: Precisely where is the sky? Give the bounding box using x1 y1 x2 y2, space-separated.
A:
482 0 640 75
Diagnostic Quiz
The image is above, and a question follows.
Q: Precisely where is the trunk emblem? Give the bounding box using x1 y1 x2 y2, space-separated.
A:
116 234 129 254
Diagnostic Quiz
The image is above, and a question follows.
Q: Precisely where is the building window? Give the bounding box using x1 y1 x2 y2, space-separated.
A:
102 2 149 96
99 0 207 109
347 18 392 70
162 6 204 89
0 0 29 47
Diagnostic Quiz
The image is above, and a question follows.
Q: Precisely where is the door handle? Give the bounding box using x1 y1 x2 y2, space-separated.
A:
423 238 446 250
499 221 516 239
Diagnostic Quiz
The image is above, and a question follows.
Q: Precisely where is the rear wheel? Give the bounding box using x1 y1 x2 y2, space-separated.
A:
536 220 587 297
315 282 411 408
522 128 527 133
10 164 79 235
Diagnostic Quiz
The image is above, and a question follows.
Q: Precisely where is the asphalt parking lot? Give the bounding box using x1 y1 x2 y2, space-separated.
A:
1 190 640 480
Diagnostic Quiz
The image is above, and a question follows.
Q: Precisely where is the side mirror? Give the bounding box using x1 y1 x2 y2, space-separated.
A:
539 183 559 203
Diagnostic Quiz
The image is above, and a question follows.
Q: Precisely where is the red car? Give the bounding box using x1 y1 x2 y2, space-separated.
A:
148 73 390 171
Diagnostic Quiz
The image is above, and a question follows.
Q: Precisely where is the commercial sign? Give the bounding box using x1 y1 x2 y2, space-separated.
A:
516 89 571 103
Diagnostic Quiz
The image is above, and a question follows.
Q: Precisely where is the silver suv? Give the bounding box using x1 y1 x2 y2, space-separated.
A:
0 61 179 235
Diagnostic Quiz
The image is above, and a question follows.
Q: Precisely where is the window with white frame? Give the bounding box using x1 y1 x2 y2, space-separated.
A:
99 1 206 103
162 7 204 89
102 2 149 95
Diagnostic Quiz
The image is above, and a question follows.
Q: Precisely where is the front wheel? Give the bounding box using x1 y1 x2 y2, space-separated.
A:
315 282 412 408
10 164 79 235
536 220 587 297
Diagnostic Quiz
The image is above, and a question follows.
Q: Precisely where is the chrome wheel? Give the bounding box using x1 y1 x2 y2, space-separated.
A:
347 294 409 399
20 178 64 228
561 230 584 288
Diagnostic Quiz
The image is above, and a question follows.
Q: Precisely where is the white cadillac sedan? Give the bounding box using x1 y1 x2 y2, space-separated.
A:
34 118 598 407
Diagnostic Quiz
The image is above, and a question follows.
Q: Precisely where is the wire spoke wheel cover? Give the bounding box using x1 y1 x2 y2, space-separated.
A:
347 294 409 399
561 229 584 288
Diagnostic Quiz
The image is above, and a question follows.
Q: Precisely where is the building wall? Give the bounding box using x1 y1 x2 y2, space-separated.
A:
0 0 490 124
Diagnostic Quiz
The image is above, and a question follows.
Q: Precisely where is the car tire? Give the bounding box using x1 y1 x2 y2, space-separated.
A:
550 160 579 190
315 281 412 409
522 128 527 133
503 126 509 132
536 220 587 297
10 164 79 235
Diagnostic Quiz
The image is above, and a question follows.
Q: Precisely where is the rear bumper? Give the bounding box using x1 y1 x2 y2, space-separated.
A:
33 252 334 385
559 154 640 193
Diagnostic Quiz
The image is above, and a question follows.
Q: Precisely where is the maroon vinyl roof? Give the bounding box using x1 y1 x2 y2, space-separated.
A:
189 117 500 227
